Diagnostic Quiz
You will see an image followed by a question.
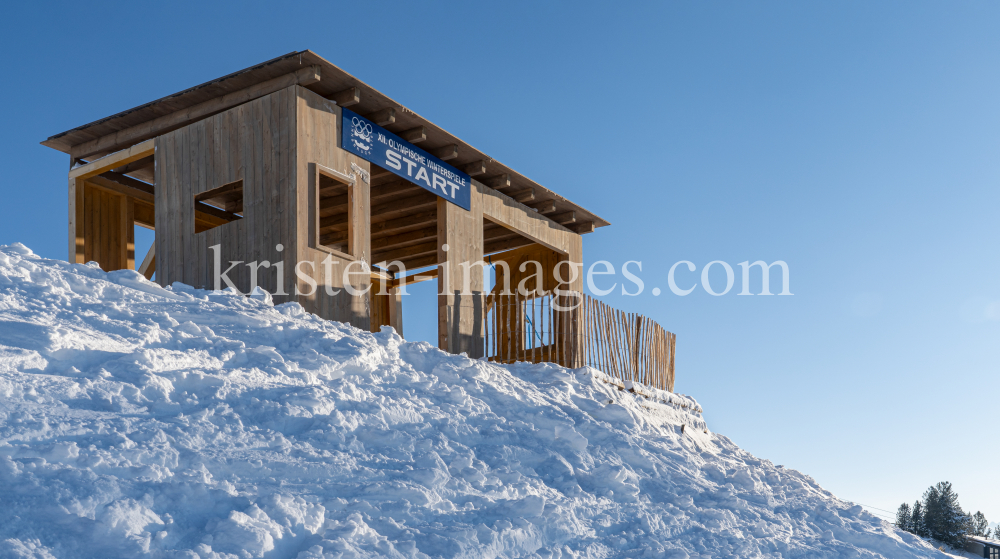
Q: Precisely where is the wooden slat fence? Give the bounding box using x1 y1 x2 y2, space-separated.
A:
483 292 676 392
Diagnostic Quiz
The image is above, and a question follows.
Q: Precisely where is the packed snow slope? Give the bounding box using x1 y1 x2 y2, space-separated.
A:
0 244 947 559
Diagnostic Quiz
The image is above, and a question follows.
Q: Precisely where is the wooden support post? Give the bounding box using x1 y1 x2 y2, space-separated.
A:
387 287 404 337
138 243 156 280
437 191 484 358
69 176 85 264
123 198 135 270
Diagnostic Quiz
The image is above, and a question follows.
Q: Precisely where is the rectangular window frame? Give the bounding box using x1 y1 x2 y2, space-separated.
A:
313 163 356 260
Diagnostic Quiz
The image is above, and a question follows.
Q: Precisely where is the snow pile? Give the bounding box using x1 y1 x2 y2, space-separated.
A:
0 244 950 558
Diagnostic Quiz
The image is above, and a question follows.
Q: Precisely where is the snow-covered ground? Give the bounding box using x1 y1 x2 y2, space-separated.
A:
0 244 955 558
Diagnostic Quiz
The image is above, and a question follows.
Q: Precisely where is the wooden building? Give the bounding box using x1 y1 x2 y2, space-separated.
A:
967 536 1000 559
43 50 676 390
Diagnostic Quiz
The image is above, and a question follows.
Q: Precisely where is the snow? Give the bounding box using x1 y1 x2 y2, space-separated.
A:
0 243 955 558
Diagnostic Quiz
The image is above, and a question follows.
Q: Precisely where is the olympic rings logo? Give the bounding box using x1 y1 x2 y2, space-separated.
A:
351 117 373 143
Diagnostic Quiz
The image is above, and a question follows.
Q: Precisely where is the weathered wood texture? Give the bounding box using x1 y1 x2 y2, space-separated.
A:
69 142 155 266
579 295 676 392
484 243 581 368
69 140 156 180
479 184 585 366
76 182 130 271
154 87 297 307
437 192 485 358
484 293 676 392
294 86 372 331
66 67 321 160
138 243 156 280
149 85 372 330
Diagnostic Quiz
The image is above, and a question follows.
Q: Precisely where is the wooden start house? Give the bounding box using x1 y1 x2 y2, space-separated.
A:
43 50 677 391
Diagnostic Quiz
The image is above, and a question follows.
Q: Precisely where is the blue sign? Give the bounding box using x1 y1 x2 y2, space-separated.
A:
341 109 471 211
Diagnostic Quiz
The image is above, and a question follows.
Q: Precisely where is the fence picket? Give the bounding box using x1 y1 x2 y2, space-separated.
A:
482 293 675 391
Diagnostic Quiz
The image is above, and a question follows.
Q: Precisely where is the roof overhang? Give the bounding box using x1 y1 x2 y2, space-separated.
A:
43 50 609 231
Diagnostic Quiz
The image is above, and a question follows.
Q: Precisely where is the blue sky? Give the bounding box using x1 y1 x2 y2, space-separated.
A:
1 1 997 522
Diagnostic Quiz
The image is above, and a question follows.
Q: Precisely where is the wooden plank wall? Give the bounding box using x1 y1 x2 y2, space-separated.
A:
294 86 372 331
154 87 297 301
68 141 154 269
151 84 373 330
78 183 130 271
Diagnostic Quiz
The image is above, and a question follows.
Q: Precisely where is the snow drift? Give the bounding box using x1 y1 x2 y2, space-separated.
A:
0 244 949 558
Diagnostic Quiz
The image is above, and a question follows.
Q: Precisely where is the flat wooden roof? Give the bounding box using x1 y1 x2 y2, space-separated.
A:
43 50 609 231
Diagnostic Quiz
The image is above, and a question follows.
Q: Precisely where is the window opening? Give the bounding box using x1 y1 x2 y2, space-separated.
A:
194 179 243 233
317 169 353 257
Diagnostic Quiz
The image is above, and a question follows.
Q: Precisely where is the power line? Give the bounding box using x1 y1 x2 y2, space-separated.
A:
851 502 898 515
842 500 899 522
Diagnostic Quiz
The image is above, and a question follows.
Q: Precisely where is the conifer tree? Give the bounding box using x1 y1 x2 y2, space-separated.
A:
896 503 912 532
970 512 988 537
911 501 925 537
922 481 969 547
921 485 940 540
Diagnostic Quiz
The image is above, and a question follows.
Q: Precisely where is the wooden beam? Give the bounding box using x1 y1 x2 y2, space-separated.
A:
527 199 556 213
318 200 349 220
389 268 438 290
112 154 153 171
399 126 426 143
366 107 395 126
195 200 241 223
69 140 156 180
484 174 511 189
331 87 361 107
381 253 438 273
462 160 487 176
401 253 439 271
570 221 596 234
370 192 437 219
480 181 576 254
86 176 155 204
485 236 536 254
371 225 437 250
370 209 437 235
99 171 154 195
484 226 523 242
373 240 438 263
138 243 155 280
370 181 423 202
320 230 348 246
133 200 155 229
512 188 535 204
551 210 576 225
483 243 550 268
63 66 321 159
431 144 459 161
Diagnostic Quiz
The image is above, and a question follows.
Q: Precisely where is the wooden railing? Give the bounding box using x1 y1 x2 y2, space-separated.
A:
581 294 675 393
484 292 676 392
